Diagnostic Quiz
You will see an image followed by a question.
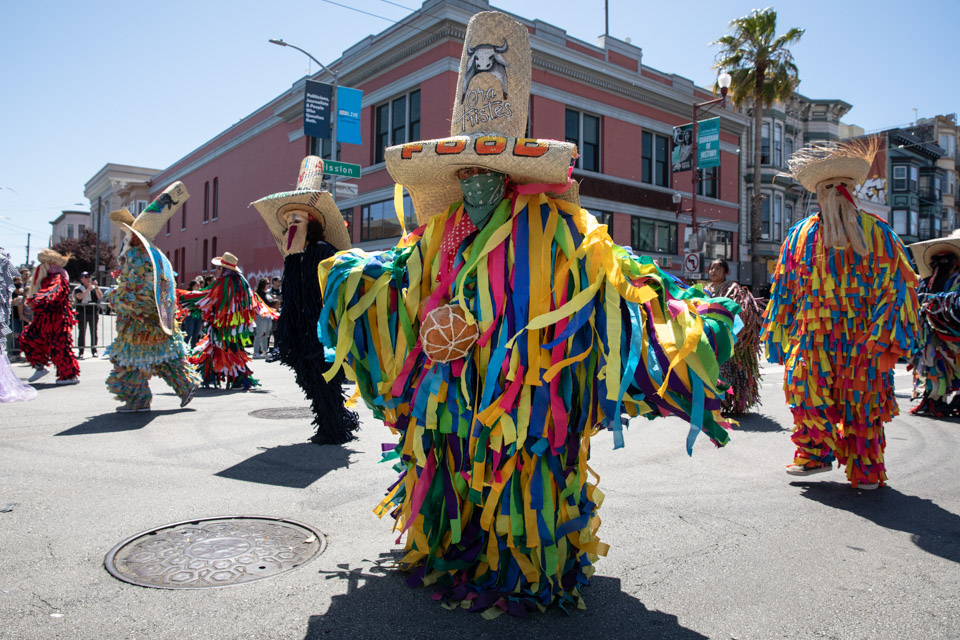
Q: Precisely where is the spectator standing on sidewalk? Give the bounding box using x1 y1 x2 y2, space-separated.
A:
252 278 275 358
73 271 102 358
8 274 25 358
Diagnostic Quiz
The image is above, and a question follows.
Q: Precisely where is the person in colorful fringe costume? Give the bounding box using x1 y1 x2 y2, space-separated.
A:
0 246 37 402
181 251 278 390
706 258 763 415
317 11 740 615
762 138 919 490
907 230 960 417
105 183 201 412
20 248 80 385
251 156 360 445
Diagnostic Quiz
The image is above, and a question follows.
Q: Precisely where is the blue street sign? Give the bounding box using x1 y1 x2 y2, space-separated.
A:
336 86 363 145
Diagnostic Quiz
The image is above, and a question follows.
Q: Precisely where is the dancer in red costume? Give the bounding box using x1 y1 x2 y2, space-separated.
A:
20 248 80 384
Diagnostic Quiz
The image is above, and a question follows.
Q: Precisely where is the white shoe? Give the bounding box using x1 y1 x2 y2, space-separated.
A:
116 402 150 413
786 461 832 476
55 378 79 385
857 482 880 490
28 368 49 383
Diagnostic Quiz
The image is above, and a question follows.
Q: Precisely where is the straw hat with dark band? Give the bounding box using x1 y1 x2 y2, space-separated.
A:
909 230 960 280
211 251 242 273
250 156 352 253
384 11 578 225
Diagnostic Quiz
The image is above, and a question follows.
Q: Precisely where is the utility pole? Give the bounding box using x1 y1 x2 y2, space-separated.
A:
94 196 101 281
25 233 30 266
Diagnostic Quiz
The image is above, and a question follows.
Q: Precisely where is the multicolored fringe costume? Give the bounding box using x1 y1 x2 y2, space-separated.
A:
911 272 960 416
276 241 360 445
762 210 919 488
105 247 200 407
20 265 80 382
0 248 37 402
181 270 278 389
707 280 763 415
318 193 740 613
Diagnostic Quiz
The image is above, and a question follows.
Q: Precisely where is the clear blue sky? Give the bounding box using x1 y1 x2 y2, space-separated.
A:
2 0 957 260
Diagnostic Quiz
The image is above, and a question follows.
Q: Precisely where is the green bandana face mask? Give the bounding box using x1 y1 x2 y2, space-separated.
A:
460 171 506 228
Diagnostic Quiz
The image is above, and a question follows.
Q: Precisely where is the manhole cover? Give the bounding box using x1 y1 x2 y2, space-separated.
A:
248 407 313 420
104 516 325 589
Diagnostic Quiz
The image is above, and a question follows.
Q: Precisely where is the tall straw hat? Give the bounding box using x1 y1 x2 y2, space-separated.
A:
384 11 578 226
909 230 960 280
37 248 70 267
250 156 352 253
110 182 189 242
108 182 188 337
785 137 879 193
211 251 242 273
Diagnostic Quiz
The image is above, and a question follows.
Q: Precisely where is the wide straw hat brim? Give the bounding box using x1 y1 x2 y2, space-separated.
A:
909 232 960 279
211 253 243 273
794 157 871 193
37 248 69 267
116 182 189 241
385 136 578 225
251 190 351 253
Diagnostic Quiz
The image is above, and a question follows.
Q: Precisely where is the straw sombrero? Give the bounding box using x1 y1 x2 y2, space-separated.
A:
37 248 70 267
384 11 579 226
250 156 352 253
785 138 879 194
212 251 243 273
909 230 960 280
109 182 189 336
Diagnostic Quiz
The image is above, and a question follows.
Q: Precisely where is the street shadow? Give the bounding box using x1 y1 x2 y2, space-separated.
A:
303 555 708 638
55 409 194 436
796 481 960 564
731 412 786 433
215 443 354 489
195 387 270 396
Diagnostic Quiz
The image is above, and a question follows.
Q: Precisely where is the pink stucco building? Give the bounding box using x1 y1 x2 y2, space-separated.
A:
150 0 747 283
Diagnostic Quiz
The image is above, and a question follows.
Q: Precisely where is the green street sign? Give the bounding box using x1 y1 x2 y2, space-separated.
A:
697 117 721 169
323 160 361 179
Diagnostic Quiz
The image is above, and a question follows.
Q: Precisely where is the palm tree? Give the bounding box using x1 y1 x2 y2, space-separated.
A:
712 8 803 277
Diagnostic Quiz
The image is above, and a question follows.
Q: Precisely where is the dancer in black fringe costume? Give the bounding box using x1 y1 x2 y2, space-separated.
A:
252 156 359 445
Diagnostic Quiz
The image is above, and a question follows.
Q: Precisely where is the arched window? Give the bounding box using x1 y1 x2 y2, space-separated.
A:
202 239 208 271
212 178 219 220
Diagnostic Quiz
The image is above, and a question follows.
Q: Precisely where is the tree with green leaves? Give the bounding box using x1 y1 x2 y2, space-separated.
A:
51 228 116 281
712 8 803 276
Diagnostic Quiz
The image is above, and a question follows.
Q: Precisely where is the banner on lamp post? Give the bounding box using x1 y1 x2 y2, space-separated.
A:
672 124 693 173
304 80 332 140
336 86 363 145
697 117 721 169
672 117 722 172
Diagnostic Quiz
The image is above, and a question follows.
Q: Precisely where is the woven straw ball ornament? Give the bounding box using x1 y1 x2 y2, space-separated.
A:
419 305 479 363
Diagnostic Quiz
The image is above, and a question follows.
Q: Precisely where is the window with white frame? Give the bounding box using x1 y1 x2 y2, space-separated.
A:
631 217 677 254
892 209 907 236
136 200 147 214
697 167 718 198
785 203 794 229
893 166 907 191
760 194 771 239
785 136 794 163
374 89 421 165
706 229 734 260
641 131 670 187
910 166 919 192
361 196 418 242
939 133 955 158
761 122 770 165
565 108 600 172
67 224 74 239
948 171 956 196
773 194 783 241
774 123 782 166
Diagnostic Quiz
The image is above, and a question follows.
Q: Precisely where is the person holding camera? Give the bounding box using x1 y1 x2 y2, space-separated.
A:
73 271 102 358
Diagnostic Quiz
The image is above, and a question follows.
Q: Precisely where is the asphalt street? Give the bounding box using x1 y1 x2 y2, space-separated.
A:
0 355 957 639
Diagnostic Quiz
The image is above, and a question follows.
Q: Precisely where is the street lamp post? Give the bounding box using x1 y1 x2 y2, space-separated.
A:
269 38 339 201
675 72 732 254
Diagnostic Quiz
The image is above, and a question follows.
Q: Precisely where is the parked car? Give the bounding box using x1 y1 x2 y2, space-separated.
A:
98 286 116 315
